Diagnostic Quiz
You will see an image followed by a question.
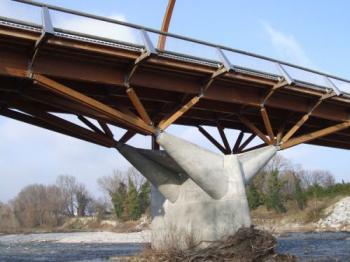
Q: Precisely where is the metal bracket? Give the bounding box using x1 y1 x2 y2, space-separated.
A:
28 6 54 77
275 63 294 85
216 48 234 72
324 76 341 96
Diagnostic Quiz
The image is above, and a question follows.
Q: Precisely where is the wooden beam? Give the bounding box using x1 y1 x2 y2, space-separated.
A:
260 107 275 143
232 131 244 153
126 87 152 125
281 121 350 149
98 121 114 138
33 74 155 134
0 108 115 147
239 115 270 144
158 0 176 50
217 122 231 154
198 126 227 154
119 130 136 143
158 96 200 130
77 115 104 134
238 134 256 152
241 143 267 153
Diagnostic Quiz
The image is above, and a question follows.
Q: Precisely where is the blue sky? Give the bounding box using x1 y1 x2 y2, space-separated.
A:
1 0 350 201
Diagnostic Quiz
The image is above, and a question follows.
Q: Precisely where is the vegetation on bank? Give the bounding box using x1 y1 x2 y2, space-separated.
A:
0 168 150 233
246 155 350 219
1 154 350 233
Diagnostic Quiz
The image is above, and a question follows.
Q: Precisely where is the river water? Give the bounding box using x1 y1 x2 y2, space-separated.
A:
0 232 349 261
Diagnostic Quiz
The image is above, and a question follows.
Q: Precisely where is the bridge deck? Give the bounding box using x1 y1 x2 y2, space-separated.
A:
1 0 350 151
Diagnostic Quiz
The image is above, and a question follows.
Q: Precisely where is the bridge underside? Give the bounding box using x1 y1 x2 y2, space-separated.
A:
1 19 350 152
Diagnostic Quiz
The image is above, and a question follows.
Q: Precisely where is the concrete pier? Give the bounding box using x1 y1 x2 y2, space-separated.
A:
116 132 278 250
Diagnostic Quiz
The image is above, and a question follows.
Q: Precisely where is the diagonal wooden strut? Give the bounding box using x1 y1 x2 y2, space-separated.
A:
158 96 200 130
78 115 104 134
217 122 231 154
198 126 227 154
158 66 229 130
281 92 336 144
238 134 256 152
232 131 244 153
119 130 136 144
126 87 152 125
281 121 350 149
260 107 275 143
33 74 155 134
239 115 271 144
98 121 114 138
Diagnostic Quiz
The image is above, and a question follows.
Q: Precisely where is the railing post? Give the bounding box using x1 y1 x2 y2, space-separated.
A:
139 29 156 55
324 76 341 96
275 63 293 85
41 6 54 35
216 48 234 72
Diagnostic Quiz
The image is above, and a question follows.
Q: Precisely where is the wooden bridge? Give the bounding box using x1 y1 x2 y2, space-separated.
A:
1 0 350 153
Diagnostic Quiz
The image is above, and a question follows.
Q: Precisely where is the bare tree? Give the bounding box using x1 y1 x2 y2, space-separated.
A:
97 170 125 196
310 170 335 188
126 167 145 191
75 183 91 217
0 202 18 232
56 175 78 217
12 184 65 228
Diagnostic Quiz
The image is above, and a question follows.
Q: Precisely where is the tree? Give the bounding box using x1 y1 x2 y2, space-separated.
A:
56 175 78 217
111 182 127 219
75 184 91 217
294 177 307 210
138 181 151 215
265 170 286 213
125 176 141 220
12 184 65 228
247 183 262 210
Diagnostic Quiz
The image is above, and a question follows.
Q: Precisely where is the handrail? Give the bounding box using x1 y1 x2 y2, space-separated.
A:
9 0 350 88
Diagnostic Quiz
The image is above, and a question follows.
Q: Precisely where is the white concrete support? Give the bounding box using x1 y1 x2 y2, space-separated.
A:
116 132 278 250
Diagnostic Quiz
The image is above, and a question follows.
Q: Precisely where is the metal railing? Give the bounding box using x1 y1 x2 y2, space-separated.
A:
4 0 350 95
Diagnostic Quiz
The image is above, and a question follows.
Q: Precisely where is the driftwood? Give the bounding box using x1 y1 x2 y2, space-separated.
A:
126 226 296 262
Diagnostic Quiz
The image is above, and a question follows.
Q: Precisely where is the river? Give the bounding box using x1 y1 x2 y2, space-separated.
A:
0 232 349 261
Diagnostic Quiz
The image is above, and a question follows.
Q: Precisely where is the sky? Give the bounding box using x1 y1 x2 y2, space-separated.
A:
1 0 350 202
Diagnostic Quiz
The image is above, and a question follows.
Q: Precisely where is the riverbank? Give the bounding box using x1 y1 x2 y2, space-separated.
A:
251 196 350 234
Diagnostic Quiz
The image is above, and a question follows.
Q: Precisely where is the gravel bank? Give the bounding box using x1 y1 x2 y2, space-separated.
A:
0 230 151 245
316 196 350 231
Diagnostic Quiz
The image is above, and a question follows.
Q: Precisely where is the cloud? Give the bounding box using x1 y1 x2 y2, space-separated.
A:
262 22 314 68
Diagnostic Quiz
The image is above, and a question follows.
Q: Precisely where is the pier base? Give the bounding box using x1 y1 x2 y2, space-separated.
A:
116 132 278 250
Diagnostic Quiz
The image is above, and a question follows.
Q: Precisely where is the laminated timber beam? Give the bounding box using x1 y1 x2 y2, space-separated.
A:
0 107 115 147
281 121 350 150
32 74 156 134
158 0 176 50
